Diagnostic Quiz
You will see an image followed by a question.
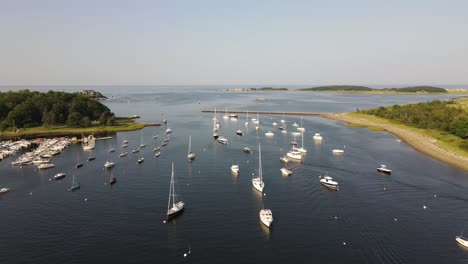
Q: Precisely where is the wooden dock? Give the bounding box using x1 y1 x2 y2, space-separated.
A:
201 109 330 116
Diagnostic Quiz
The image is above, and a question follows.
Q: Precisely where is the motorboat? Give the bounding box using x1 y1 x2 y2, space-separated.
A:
377 164 392 174
38 163 55 169
456 236 468 248
243 147 252 153
108 147 115 153
265 131 274 137
320 175 338 190
272 122 277 126
217 136 228 145
104 161 115 169
292 122 298 127
280 167 292 176
165 128 172 134
286 150 302 161
259 209 273 228
332 149 344 154
53 172 66 180
132 148 140 154
154 151 161 157
166 162 185 219
313 133 323 141
137 157 145 164
120 152 128 158
236 130 243 136
229 114 238 119
231 164 239 175
154 146 161 152
0 187 10 193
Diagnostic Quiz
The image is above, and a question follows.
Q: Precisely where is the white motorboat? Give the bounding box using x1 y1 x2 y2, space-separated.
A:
243 147 252 153
252 144 265 193
292 122 298 127
82 135 95 150
313 133 323 141
137 157 145 164
231 164 239 175
280 167 292 176
320 175 339 190
32 159 50 165
377 164 392 174
166 162 185 219
272 122 277 126
38 163 55 169
0 187 10 193
259 209 273 228
120 151 128 157
165 128 172 134
187 136 195 161
265 131 274 137
236 129 243 136
154 151 161 157
132 148 140 154
108 147 115 153
456 236 468 248
53 172 66 180
217 136 228 145
286 150 302 161
332 149 344 154
229 114 238 120
104 161 115 169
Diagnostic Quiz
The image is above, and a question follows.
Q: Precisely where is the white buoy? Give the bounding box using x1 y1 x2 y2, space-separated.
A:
264 193 266 196
343 242 347 245
84 198 88 201
163 220 166 223
29 192 32 195
184 253 187 257
383 187 386 191
423 205 427 209
334 216 338 219
434 194 437 198
49 178 52 181
394 218 398 221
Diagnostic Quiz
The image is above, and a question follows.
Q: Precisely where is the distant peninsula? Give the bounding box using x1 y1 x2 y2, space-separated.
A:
225 85 458 93
80 89 108 100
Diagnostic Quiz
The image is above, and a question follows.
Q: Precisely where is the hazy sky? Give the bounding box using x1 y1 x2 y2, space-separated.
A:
1 0 467 86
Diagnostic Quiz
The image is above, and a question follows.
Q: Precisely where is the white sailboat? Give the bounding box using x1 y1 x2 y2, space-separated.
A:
166 162 185 219
297 116 305 132
187 136 195 161
255 113 260 131
297 131 307 153
82 135 95 150
245 111 249 126
223 107 229 120
213 108 219 140
259 209 273 228
280 113 285 124
140 130 146 148
252 144 265 192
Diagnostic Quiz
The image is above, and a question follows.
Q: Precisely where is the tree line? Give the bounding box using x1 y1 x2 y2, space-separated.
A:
0 90 115 130
362 100 468 150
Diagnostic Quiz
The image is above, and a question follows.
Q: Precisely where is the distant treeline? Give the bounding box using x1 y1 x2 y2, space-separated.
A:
249 87 288 91
362 100 468 149
0 90 114 130
300 85 448 93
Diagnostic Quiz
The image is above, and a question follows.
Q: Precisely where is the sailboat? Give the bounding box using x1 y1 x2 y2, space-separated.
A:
76 151 83 168
280 113 285 124
68 174 80 191
166 162 185 219
255 113 260 131
259 208 273 228
187 136 195 161
223 107 229 120
140 130 146 148
213 108 219 140
297 116 305 132
245 111 249 126
252 144 265 192
82 135 95 150
297 131 307 153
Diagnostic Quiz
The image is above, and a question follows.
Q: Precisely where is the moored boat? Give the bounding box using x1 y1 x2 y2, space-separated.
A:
320 175 338 190
377 164 392 174
259 209 273 228
53 172 66 180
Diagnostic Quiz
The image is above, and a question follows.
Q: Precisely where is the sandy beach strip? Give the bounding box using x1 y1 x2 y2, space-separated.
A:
322 113 468 171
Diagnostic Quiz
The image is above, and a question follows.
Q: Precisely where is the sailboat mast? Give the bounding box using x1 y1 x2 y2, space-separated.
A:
167 162 174 211
258 144 262 181
188 136 191 155
171 162 176 207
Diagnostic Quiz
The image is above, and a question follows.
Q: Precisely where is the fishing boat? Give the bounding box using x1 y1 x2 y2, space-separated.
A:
320 175 339 190
166 162 185 219
243 147 252 153
231 164 239 175
68 174 80 191
38 163 55 169
119 151 128 158
377 164 392 174
259 209 273 228
281 167 292 176
252 144 265 193
187 136 195 161
53 172 66 180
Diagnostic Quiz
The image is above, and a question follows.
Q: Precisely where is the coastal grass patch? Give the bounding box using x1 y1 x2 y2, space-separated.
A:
345 112 468 157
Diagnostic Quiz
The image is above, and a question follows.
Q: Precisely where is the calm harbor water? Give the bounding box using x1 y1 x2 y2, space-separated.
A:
1 87 467 264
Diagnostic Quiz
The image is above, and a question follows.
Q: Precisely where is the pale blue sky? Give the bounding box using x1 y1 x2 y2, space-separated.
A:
1 0 467 86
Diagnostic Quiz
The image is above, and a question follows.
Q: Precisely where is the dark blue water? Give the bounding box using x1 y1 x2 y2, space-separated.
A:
1 87 467 263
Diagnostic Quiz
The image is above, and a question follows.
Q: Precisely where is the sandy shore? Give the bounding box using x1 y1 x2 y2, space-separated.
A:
322 113 468 171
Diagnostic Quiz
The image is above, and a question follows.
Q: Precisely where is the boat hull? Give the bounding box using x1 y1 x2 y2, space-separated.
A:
167 202 185 219
456 236 468 248
252 178 264 192
320 181 338 190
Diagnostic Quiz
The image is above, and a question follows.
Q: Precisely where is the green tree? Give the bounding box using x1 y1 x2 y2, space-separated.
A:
66 112 82 127
450 117 468 139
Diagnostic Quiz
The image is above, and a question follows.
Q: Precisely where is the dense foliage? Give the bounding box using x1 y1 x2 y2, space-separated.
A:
0 90 114 130
363 100 468 149
300 85 447 93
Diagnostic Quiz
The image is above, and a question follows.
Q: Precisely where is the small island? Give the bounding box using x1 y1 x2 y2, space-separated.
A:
0 90 144 139
300 85 449 93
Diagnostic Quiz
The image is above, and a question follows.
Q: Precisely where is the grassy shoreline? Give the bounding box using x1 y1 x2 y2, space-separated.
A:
0 118 147 139
322 112 468 171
